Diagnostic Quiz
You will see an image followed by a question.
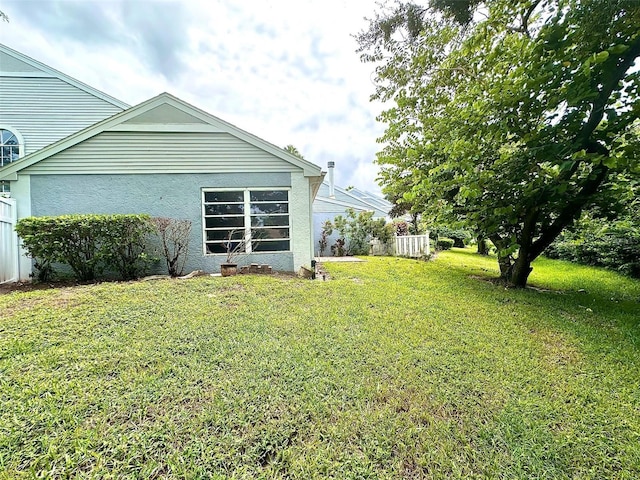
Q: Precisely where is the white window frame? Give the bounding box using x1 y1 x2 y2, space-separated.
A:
202 187 291 256
0 126 25 193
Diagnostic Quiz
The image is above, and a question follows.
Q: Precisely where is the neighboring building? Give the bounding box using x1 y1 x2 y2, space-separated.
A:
0 44 324 281
312 161 392 255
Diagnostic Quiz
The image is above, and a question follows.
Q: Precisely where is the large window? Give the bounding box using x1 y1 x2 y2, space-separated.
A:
202 189 290 254
0 128 23 193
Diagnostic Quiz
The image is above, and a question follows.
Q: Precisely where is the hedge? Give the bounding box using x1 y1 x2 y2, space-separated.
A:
15 214 154 281
437 237 455 250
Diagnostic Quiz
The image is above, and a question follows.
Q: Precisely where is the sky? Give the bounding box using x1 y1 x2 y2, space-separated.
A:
0 0 387 193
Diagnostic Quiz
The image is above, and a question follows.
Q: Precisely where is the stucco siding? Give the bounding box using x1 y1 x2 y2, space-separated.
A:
0 76 123 154
290 171 314 270
23 131 305 175
29 172 299 273
313 212 350 257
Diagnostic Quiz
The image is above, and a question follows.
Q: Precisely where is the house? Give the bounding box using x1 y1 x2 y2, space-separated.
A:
0 43 324 281
312 161 392 255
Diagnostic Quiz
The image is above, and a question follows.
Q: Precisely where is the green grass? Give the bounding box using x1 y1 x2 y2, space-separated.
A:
1 250 639 479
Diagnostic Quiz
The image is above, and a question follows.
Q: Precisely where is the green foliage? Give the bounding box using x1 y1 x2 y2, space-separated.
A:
104 215 155 280
430 226 471 247
15 214 153 281
547 217 640 278
331 209 393 256
283 144 305 160
357 0 640 286
1 253 639 477
436 237 455 250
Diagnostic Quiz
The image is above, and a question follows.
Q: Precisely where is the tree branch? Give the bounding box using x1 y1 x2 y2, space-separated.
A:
530 165 609 258
575 35 640 150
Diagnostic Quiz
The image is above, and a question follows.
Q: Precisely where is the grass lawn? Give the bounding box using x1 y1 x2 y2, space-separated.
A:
1 249 639 479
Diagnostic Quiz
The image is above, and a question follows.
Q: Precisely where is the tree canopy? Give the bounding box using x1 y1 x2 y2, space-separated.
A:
357 0 640 286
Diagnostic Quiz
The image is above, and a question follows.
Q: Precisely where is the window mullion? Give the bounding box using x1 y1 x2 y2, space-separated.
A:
244 190 252 253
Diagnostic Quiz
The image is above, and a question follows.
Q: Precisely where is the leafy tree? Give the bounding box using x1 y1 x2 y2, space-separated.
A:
0 11 8 22
357 0 640 286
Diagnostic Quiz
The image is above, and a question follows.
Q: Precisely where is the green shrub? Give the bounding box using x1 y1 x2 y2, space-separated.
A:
546 219 640 278
430 227 471 247
437 238 455 250
104 215 155 280
15 214 154 281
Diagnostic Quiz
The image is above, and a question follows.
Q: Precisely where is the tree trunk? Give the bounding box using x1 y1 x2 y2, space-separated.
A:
410 213 419 235
497 254 513 281
477 236 488 255
509 255 533 288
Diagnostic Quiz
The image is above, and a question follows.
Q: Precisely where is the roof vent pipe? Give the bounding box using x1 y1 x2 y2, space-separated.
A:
327 161 335 198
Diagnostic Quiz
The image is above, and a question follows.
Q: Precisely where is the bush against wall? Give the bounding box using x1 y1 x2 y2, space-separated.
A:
318 220 333 256
331 209 394 256
151 217 192 277
15 214 154 281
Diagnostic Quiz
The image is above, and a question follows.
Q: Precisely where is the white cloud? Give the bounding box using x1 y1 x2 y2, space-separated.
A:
0 0 387 192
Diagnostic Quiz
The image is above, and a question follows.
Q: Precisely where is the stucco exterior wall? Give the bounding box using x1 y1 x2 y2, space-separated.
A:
29 172 306 274
290 171 314 270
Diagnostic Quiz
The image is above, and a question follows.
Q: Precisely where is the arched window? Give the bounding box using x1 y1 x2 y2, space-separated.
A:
1 128 23 167
0 127 24 193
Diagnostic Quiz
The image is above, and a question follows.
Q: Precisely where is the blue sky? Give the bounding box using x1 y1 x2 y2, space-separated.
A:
0 0 385 192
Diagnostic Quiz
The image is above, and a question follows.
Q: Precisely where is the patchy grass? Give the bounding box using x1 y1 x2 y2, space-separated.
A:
0 251 639 479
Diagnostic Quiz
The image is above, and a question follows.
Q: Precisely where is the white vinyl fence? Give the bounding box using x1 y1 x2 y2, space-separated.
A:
394 234 430 258
0 197 18 284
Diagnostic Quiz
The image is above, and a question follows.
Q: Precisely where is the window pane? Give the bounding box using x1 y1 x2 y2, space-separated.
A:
205 243 228 254
204 191 244 203
251 215 289 227
206 229 237 241
254 228 289 240
250 190 288 202
253 240 290 252
205 204 244 215
250 202 288 214
205 216 244 229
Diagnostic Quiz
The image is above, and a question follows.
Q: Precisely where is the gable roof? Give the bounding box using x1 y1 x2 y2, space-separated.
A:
314 181 392 218
346 187 393 212
0 43 129 110
0 93 324 179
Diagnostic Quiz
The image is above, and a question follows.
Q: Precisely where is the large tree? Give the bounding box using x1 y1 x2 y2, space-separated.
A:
357 0 640 286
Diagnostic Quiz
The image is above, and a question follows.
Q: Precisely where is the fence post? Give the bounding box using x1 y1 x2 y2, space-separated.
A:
0 197 18 283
